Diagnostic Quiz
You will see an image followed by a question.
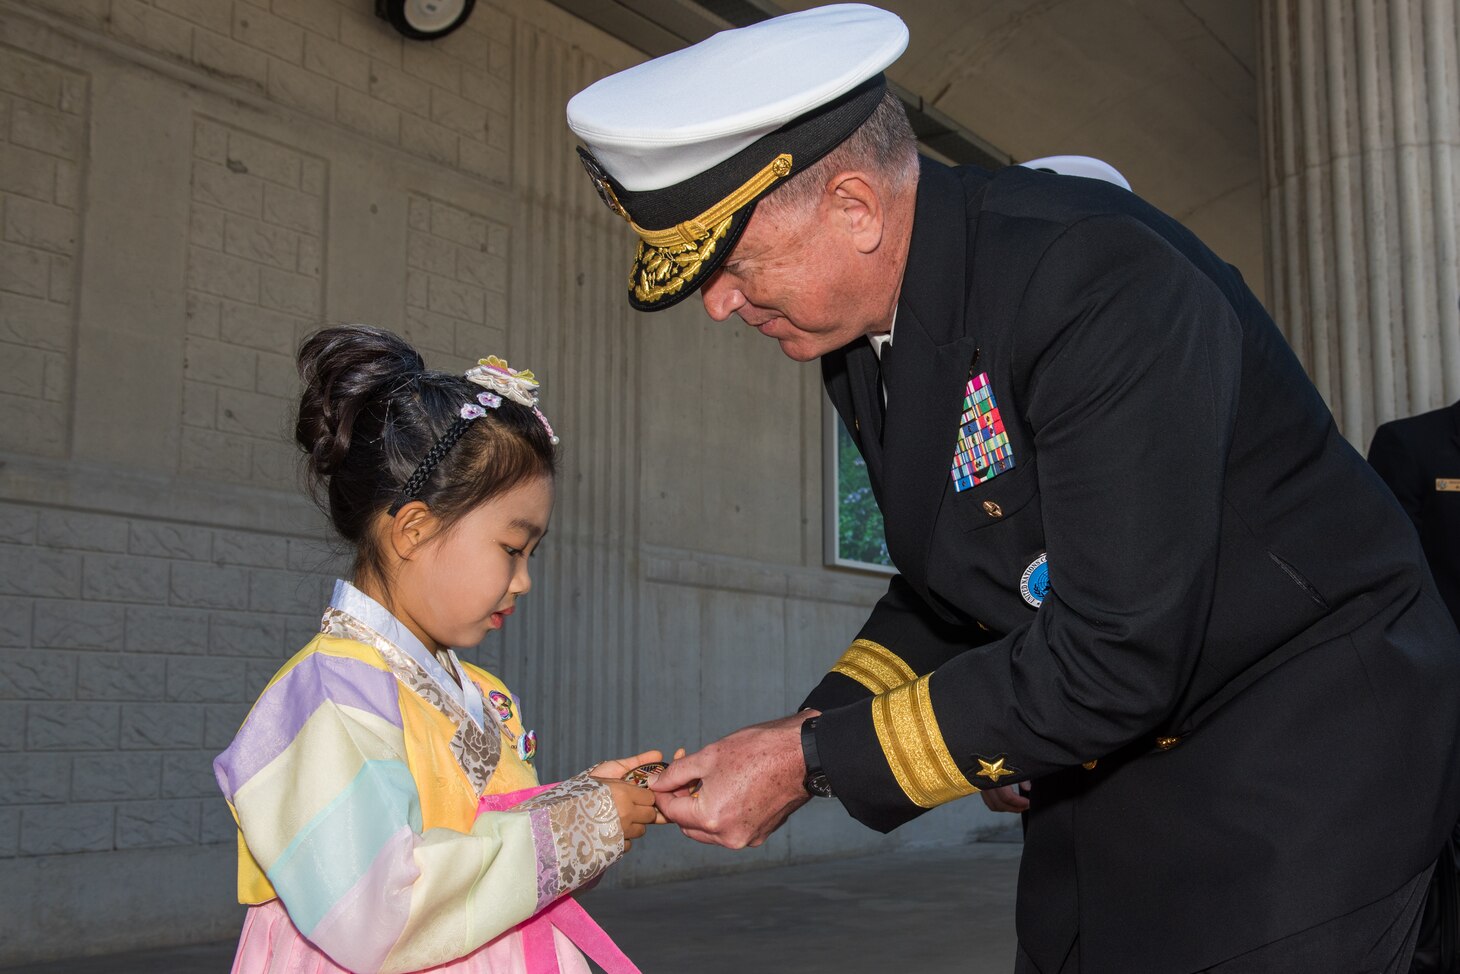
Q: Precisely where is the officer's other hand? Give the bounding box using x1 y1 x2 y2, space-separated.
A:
981 781 1031 813
650 713 810 849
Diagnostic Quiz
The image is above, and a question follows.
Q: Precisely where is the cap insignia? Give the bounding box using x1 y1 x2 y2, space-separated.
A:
576 148 629 220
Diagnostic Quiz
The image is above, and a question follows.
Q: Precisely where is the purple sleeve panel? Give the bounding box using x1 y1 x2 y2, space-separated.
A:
214 651 402 800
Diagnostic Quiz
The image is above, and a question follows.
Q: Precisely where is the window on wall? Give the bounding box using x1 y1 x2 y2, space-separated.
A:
823 397 894 573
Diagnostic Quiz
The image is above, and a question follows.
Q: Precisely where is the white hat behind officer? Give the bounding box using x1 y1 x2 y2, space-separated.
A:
1019 154 1132 190
566 4 908 312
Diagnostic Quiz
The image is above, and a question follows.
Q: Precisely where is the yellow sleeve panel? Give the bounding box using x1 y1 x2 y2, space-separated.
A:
830 638 919 693
871 673 980 808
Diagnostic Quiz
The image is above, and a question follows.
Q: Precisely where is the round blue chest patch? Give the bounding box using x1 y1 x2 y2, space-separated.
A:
1020 553 1049 609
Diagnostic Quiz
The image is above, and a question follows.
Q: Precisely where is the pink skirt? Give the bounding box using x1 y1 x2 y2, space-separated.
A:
230 899 591 974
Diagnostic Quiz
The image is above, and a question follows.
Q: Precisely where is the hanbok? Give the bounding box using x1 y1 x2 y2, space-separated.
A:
214 581 637 974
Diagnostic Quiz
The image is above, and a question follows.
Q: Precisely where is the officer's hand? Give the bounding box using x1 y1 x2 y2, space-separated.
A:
980 781 1030 813
650 713 811 849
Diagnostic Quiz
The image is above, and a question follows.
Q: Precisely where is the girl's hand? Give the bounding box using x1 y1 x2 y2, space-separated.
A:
595 779 659 851
589 749 686 831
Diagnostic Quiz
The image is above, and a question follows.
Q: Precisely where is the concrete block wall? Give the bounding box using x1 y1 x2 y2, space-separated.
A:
0 42 81 457
0 0 996 962
0 501 345 858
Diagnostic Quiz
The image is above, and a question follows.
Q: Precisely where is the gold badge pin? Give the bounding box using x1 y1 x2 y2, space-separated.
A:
1437 478 1460 492
975 756 1017 783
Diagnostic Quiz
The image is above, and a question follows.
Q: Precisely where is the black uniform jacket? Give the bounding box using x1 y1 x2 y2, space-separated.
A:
1369 400 1460 626
802 158 1460 973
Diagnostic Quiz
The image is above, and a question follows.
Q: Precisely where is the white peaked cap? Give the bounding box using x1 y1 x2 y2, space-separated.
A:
1019 155 1132 191
567 4 909 193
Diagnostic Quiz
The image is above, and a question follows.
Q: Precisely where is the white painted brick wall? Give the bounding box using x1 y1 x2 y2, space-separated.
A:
182 119 324 490
74 753 161 801
0 47 83 457
77 655 170 700
404 194 509 368
1 754 72 802
32 601 125 651
0 499 349 867
116 799 200 849
0 0 537 945
0 703 23 750
82 554 172 604
20 805 113 855
0 1 802 958
121 703 206 749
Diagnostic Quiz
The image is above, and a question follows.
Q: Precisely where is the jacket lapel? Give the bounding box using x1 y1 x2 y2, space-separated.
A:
878 160 983 583
880 309 977 581
822 338 886 487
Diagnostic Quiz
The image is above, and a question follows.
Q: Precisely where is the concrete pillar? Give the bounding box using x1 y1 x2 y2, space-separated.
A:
1258 0 1460 447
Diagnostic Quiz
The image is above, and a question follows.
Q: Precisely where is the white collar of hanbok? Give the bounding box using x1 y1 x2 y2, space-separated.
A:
329 579 488 731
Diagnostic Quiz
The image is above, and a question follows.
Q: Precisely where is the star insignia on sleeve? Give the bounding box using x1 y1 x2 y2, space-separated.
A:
975 756 1018 783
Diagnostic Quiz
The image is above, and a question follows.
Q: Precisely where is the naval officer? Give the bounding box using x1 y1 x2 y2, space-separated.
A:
1369 400 1460 629
565 5 1460 971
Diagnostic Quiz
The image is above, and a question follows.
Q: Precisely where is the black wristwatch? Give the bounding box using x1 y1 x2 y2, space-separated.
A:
800 716 833 798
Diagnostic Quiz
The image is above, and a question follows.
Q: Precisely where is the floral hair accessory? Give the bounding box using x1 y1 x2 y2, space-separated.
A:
466 356 540 408
456 390 504 422
387 355 560 516
465 355 560 445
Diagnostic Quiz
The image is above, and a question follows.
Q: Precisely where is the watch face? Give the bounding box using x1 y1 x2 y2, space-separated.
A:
805 772 833 799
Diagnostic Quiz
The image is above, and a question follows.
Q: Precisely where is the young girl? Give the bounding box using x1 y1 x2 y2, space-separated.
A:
213 325 660 974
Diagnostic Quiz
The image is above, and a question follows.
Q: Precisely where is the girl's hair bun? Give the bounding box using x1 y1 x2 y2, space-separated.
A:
295 325 424 480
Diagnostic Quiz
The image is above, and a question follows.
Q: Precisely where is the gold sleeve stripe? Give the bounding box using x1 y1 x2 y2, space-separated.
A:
830 639 918 694
872 674 979 808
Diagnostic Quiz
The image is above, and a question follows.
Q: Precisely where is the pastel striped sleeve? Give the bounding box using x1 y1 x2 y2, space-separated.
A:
213 649 625 974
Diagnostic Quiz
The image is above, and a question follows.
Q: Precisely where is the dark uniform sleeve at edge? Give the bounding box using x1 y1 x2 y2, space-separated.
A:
817 696 920 833
801 671 877 713
799 577 1000 831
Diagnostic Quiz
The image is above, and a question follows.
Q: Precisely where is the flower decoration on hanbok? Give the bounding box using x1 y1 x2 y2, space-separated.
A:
489 689 515 722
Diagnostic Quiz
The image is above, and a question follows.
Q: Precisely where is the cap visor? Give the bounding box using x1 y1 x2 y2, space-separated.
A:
627 205 754 312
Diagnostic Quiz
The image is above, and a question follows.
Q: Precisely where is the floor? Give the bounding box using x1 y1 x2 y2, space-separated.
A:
1 841 1023 973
